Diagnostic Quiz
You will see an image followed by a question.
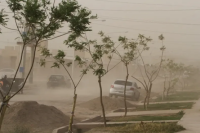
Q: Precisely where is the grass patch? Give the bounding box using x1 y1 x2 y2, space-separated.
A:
153 91 200 102
135 102 193 111
86 123 185 133
110 112 184 122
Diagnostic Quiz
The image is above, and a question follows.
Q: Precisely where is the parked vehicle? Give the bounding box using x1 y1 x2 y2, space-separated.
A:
47 75 71 88
7 78 24 94
0 68 15 78
0 77 24 101
109 79 141 101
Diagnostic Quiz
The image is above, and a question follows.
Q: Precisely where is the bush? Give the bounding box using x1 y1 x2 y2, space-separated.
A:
178 110 185 116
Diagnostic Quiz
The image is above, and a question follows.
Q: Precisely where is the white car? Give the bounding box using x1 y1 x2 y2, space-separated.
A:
0 68 16 78
109 79 141 101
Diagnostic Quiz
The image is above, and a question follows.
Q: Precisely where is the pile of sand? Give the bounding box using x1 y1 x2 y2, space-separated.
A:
78 96 134 111
2 101 69 133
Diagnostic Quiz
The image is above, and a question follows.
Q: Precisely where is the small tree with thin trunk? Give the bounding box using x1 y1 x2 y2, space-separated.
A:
178 65 199 91
0 0 93 131
131 34 165 110
65 31 121 127
97 34 148 117
40 48 91 133
161 59 184 100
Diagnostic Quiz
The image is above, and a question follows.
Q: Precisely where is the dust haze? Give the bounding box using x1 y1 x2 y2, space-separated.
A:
1 0 200 132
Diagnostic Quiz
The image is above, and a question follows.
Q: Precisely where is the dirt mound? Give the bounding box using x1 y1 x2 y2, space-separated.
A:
2 101 69 133
78 96 134 111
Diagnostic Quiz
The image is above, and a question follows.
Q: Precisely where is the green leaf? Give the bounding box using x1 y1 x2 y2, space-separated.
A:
39 58 46 67
159 34 165 40
66 62 72 67
75 55 82 62
40 47 52 58
0 9 8 26
51 62 60 68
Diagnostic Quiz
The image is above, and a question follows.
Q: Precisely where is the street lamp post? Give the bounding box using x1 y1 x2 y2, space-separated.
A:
17 21 36 84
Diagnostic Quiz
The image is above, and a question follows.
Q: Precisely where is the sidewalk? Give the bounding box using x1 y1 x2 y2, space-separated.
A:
178 98 200 133
136 100 196 106
106 109 187 117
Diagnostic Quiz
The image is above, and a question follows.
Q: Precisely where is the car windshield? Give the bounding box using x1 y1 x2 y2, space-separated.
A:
114 80 132 86
50 75 64 80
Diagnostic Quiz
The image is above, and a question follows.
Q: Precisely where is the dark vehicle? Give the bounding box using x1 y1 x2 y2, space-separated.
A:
0 77 24 101
47 75 71 88
7 78 24 94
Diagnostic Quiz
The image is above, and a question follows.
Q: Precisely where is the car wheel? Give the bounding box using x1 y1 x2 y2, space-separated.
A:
131 93 136 101
136 93 140 101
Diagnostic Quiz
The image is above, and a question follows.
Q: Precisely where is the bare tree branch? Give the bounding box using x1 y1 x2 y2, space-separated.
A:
6 13 27 96
137 49 151 81
2 25 17 31
152 40 165 81
61 63 76 88
131 76 147 90
104 61 121 76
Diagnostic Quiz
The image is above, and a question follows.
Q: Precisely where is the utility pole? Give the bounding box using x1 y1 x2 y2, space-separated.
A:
28 26 35 84
17 21 35 84
22 46 27 79
29 46 35 83
18 21 27 79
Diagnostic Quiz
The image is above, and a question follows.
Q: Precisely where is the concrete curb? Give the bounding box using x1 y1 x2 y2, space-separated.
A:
52 120 180 133
52 126 68 133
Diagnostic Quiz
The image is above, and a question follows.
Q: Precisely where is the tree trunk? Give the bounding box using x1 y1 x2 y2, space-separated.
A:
166 87 170 98
166 83 171 98
147 83 152 106
124 65 129 117
98 76 107 127
143 91 148 110
162 78 167 100
162 85 166 101
0 45 37 130
0 97 10 131
68 94 77 133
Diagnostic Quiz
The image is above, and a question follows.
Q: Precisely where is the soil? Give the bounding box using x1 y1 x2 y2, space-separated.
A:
78 96 135 111
2 101 69 133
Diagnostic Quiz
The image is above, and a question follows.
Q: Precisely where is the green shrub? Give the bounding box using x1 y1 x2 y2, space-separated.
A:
178 110 185 116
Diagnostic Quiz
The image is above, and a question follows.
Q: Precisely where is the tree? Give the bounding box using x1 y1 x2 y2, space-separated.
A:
131 34 165 110
65 31 121 127
161 59 183 100
40 48 91 133
98 34 148 117
0 0 93 130
0 9 8 33
178 65 199 91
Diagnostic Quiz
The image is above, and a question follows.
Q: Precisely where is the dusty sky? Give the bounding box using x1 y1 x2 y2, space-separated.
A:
0 0 200 65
